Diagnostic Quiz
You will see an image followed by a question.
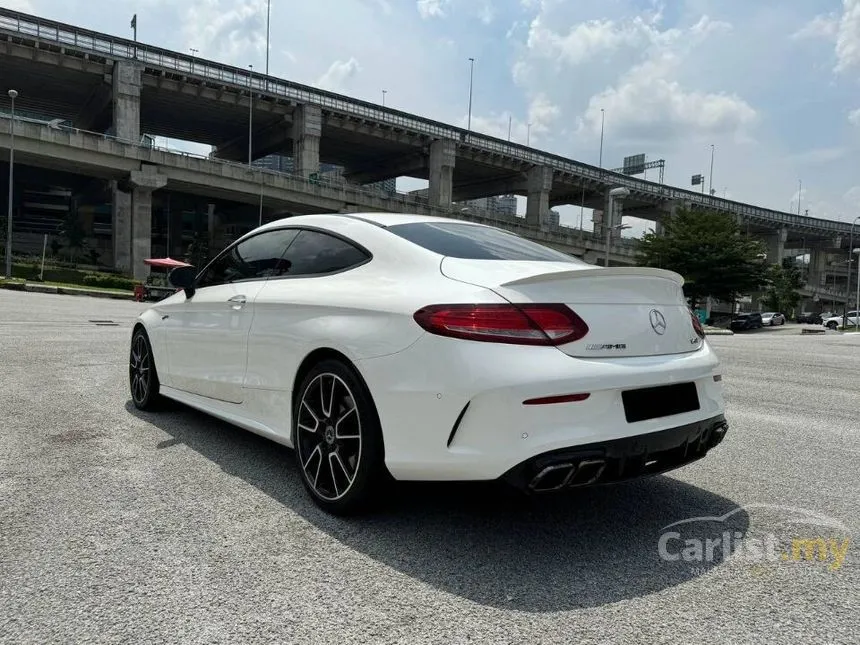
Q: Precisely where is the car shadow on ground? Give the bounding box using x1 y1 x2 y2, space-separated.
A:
127 400 748 613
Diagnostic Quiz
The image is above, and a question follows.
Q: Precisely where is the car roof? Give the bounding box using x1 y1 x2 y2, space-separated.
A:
260 212 488 231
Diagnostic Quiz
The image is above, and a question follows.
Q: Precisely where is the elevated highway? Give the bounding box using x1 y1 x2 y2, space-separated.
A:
0 117 637 278
0 6 853 246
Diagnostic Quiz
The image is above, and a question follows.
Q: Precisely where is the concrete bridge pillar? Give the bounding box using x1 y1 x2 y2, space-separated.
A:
808 246 829 290
428 139 457 207
766 227 788 264
113 166 167 278
525 166 553 228
293 104 322 178
112 60 142 142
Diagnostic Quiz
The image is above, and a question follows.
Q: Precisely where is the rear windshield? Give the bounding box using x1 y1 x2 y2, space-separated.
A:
386 221 582 262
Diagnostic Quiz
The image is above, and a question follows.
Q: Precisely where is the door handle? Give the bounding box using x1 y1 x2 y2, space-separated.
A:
227 295 247 309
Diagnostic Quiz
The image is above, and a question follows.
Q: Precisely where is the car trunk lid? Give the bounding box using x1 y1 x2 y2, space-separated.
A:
440 258 702 358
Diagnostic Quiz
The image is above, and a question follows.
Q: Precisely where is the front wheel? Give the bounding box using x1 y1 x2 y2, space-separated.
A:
827 321 838 330
293 359 386 515
129 328 162 410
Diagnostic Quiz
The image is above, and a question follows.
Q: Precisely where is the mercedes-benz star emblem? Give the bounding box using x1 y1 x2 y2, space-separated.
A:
649 309 667 335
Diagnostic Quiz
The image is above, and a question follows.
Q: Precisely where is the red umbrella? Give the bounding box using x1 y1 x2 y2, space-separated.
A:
143 257 192 269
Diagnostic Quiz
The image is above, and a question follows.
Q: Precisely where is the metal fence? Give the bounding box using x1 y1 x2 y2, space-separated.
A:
0 7 853 237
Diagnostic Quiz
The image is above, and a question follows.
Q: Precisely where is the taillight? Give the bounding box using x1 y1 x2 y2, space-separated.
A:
690 310 705 339
413 303 589 346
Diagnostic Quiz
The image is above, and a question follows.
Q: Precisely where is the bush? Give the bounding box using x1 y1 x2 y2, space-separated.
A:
9 263 137 291
81 273 137 291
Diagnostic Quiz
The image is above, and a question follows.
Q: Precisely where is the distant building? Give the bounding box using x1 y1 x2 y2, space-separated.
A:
253 154 396 195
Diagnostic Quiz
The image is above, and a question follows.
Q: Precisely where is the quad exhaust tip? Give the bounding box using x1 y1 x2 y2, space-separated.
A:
528 459 607 492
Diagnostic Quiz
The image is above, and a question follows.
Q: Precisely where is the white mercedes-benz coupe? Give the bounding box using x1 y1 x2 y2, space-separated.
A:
129 213 728 514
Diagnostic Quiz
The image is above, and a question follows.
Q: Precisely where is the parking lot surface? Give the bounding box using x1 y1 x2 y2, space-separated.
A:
1 291 857 644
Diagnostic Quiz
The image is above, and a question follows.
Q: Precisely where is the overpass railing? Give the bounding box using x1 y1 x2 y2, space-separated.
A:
0 115 634 256
0 7 851 238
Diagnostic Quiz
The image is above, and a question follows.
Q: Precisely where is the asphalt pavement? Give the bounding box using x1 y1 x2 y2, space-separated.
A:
0 291 857 644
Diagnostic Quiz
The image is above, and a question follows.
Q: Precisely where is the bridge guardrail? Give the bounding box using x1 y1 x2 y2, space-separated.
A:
0 7 852 237
1 115 629 255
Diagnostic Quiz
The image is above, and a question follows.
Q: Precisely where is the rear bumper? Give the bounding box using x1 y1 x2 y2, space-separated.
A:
501 414 728 492
357 333 725 482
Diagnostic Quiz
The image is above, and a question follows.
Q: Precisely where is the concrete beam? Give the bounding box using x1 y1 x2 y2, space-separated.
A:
112 60 142 143
428 139 456 207
343 152 427 185
525 166 553 228
212 116 293 163
452 173 526 203
74 79 113 132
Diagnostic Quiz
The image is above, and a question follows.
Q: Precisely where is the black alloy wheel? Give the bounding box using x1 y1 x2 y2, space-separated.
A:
129 329 162 410
293 359 385 515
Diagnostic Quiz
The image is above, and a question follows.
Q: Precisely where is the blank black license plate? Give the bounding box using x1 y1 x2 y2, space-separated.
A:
622 382 700 423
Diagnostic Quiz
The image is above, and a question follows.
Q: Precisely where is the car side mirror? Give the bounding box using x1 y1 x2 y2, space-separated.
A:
168 265 197 298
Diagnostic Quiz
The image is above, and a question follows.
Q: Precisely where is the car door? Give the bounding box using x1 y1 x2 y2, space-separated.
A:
164 228 299 403
242 228 372 435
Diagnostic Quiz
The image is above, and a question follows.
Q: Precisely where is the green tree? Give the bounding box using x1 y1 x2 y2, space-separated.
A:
58 210 87 263
636 208 769 307
763 258 804 315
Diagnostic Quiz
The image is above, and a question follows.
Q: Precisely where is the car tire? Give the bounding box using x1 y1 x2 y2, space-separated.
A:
129 327 163 411
827 321 838 330
292 358 387 515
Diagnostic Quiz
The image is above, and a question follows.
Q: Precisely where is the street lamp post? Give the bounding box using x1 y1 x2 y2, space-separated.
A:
846 216 860 328
507 115 512 142
854 249 860 328
605 186 630 268
265 0 271 76
382 90 387 107
527 122 532 146
5 89 17 280
708 144 715 195
598 108 605 168
248 64 254 167
467 58 475 132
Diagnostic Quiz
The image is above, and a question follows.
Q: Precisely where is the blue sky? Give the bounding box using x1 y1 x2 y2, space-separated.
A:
5 0 860 232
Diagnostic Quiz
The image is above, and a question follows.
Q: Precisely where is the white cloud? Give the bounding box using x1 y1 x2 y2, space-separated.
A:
527 94 560 138
848 108 860 126
792 14 839 40
182 0 267 62
577 48 756 142
843 186 860 204
417 0 450 19
794 2 860 74
514 10 750 147
835 0 860 73
316 58 362 91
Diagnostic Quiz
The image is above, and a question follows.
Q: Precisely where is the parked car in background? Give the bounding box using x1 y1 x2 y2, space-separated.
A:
730 312 763 331
796 312 823 324
761 312 785 326
823 311 859 330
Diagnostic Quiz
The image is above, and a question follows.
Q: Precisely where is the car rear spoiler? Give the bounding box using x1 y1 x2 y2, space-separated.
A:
499 266 685 288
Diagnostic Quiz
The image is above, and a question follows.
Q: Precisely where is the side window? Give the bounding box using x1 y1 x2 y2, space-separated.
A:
278 230 369 277
197 228 299 288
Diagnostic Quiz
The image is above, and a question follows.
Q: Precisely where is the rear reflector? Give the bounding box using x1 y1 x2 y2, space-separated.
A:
413 303 589 346
690 310 706 339
523 393 591 405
